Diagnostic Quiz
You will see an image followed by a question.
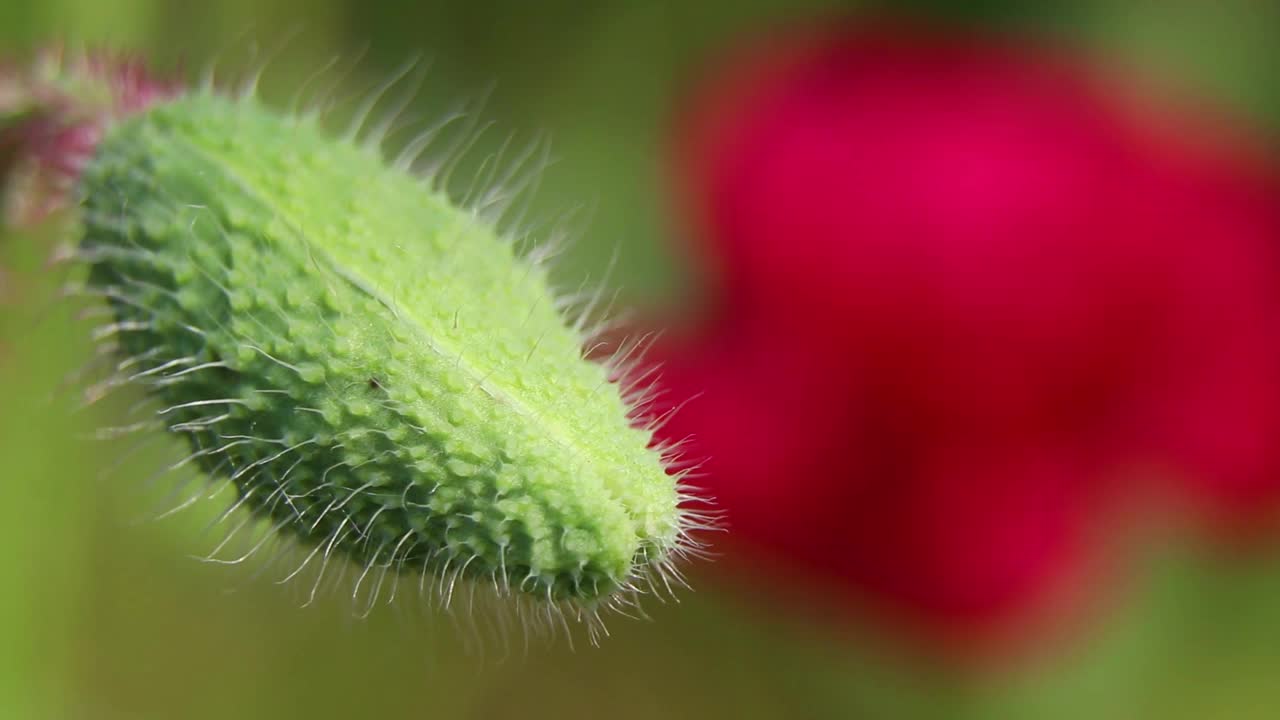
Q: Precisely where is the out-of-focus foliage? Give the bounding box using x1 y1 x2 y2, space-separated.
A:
1 2 1278 719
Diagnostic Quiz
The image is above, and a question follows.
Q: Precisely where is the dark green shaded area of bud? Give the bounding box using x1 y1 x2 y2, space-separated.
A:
79 91 683 606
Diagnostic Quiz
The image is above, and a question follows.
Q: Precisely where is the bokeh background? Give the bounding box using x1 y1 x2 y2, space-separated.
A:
2 1 1280 718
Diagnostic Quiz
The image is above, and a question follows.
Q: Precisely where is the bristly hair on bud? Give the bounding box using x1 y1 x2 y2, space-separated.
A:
3 46 713 646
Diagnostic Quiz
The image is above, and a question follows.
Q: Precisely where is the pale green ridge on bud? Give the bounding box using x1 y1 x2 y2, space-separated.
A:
76 88 698 627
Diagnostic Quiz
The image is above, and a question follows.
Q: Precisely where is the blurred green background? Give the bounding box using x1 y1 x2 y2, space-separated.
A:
2 1 1279 718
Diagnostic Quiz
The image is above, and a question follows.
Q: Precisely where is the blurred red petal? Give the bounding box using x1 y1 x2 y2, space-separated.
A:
654 19 1280 636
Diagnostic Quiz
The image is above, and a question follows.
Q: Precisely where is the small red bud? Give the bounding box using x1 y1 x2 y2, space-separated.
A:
0 47 182 225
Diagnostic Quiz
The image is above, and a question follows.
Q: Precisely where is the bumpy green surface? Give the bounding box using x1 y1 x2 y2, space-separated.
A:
79 91 681 605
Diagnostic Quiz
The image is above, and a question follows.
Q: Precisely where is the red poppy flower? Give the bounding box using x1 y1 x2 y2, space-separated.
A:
646 20 1280 638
